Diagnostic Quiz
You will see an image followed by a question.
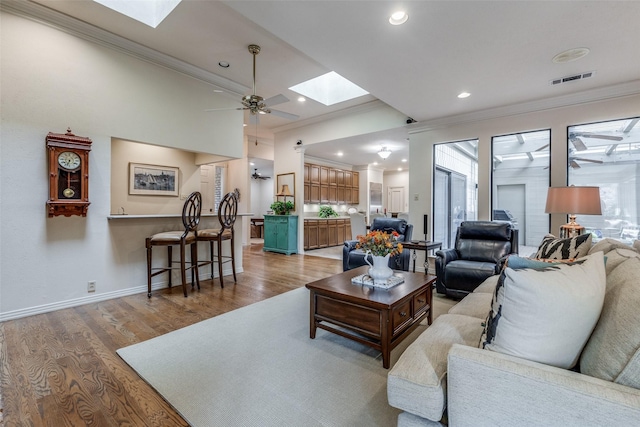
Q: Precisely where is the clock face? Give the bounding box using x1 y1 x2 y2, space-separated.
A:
58 151 81 171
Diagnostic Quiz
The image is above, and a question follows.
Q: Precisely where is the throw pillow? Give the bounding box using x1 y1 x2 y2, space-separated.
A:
534 233 592 260
480 251 606 369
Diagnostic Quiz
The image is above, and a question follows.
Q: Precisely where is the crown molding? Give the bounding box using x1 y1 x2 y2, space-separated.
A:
409 80 640 134
0 0 249 96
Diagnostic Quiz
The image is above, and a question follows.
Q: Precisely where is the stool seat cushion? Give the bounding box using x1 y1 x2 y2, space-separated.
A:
198 228 232 239
149 231 195 244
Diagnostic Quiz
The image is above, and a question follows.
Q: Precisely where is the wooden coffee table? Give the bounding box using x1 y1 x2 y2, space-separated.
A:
306 266 436 369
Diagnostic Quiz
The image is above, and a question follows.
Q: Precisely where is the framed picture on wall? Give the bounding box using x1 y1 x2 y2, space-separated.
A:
129 163 179 196
276 172 295 210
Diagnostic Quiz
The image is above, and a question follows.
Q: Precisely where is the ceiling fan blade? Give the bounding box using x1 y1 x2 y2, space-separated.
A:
574 157 603 164
570 160 580 169
263 94 289 107
574 132 623 141
269 109 299 120
571 137 587 151
205 106 246 112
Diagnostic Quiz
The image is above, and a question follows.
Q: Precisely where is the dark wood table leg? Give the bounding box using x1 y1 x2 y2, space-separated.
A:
381 310 391 369
309 290 317 339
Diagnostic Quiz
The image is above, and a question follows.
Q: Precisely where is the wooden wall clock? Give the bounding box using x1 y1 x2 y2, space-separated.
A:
46 128 92 217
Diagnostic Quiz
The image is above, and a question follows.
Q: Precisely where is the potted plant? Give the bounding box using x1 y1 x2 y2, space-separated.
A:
318 205 339 218
270 200 294 215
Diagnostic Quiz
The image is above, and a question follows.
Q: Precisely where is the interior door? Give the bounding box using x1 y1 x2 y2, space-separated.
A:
388 186 405 213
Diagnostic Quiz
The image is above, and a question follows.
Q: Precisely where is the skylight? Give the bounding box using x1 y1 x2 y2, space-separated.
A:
289 71 368 106
93 0 181 28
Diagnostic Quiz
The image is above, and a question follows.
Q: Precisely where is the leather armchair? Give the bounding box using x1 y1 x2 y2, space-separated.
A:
435 221 518 298
343 217 413 271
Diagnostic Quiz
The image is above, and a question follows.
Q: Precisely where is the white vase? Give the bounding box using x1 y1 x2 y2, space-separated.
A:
364 252 394 285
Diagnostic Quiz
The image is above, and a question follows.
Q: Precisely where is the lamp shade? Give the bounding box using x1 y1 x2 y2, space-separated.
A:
545 186 602 215
277 184 292 197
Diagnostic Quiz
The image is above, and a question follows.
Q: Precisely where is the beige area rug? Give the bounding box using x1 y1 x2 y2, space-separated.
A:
118 287 457 426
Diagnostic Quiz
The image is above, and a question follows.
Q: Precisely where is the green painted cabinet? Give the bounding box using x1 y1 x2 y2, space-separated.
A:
263 215 298 255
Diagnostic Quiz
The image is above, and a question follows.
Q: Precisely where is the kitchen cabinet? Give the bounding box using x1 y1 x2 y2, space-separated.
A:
303 218 352 250
263 215 298 255
304 162 360 206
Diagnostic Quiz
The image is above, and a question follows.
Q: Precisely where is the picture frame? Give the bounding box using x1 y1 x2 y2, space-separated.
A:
129 163 179 196
276 172 295 210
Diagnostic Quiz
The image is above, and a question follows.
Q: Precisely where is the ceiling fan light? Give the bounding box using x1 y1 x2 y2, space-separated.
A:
378 147 392 159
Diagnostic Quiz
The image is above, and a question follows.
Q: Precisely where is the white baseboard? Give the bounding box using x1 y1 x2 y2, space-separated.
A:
0 267 242 322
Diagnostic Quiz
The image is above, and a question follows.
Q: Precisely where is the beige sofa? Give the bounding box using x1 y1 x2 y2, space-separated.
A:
387 239 640 426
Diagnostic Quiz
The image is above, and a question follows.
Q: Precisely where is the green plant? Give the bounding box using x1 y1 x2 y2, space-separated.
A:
270 200 294 215
318 205 339 218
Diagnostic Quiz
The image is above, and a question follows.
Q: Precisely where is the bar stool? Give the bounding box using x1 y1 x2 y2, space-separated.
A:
197 191 238 288
146 191 201 298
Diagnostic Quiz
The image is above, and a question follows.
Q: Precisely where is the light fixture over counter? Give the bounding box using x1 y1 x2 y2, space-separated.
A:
378 147 392 159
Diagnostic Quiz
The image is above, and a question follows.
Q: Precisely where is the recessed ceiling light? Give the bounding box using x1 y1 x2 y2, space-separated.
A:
373 161 379 166
397 168 402 171
402 158 407 162
243 123 247 127
337 151 343 156
213 89 224 93
552 47 590 64
249 162 255 166
218 61 230 68
458 92 471 99
389 11 408 25
298 96 306 102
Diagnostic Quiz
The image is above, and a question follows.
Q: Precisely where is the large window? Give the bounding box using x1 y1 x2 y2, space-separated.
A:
492 130 550 250
433 140 478 248
567 117 640 243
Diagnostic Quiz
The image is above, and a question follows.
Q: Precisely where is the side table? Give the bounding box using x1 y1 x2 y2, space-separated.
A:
402 241 442 273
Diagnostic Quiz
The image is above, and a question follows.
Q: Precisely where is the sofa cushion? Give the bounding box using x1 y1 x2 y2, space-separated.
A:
534 233 592 260
601 248 640 275
481 252 606 369
473 275 499 293
448 293 493 319
580 257 640 389
387 314 484 422
588 237 635 255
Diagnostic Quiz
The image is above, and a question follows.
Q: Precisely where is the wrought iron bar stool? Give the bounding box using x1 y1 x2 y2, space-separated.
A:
196 191 238 288
146 191 202 297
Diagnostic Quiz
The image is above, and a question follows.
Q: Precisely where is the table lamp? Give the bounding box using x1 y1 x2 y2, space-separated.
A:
545 186 601 238
277 184 293 203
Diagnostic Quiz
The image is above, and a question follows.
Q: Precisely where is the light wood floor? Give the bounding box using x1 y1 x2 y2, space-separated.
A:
0 244 343 426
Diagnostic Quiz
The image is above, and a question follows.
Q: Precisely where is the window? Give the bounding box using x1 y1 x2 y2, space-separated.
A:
433 140 478 248
567 117 640 243
492 130 550 251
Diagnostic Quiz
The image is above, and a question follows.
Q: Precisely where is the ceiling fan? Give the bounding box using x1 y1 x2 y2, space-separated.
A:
569 155 603 169
207 44 299 125
251 168 271 180
569 131 623 151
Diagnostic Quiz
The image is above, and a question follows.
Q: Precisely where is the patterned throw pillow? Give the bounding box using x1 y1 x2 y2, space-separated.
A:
479 252 606 369
534 233 592 260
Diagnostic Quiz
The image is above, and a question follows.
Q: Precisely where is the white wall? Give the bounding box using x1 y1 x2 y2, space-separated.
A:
0 11 243 319
250 178 275 217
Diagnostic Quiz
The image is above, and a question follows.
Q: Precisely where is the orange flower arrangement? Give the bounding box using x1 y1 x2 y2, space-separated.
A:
356 230 403 257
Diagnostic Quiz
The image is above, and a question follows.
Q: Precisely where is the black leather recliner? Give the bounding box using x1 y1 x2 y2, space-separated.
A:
343 218 413 272
435 221 519 298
